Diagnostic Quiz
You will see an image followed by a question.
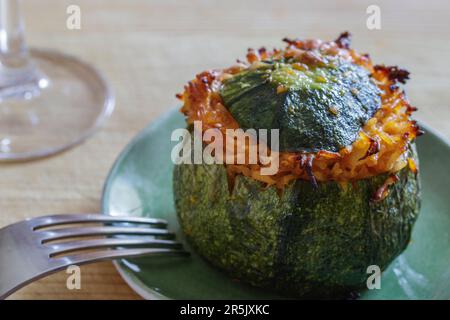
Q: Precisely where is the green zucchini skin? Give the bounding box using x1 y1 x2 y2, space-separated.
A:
173 145 421 298
220 61 381 153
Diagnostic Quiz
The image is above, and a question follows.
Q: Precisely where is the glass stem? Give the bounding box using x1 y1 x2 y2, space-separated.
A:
0 0 42 91
0 0 28 66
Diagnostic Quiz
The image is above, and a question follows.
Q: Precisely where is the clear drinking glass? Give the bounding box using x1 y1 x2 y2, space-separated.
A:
0 0 114 161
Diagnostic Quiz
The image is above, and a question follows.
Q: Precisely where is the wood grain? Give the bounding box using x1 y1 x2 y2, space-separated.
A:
1 0 449 299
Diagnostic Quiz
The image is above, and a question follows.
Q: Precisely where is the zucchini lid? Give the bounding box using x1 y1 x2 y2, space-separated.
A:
220 58 381 152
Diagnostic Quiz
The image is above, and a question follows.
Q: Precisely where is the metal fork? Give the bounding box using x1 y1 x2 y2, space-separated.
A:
0 213 189 299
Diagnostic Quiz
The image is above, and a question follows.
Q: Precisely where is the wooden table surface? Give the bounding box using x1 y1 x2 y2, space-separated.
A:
1 0 449 299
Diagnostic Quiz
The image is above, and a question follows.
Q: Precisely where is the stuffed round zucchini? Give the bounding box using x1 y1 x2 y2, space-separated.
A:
173 32 421 298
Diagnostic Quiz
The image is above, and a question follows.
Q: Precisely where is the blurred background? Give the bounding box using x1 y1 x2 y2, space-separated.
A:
2 0 449 299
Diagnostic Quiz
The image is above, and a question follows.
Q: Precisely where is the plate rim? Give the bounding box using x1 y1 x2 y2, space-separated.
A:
101 108 178 300
101 108 450 300
112 260 169 300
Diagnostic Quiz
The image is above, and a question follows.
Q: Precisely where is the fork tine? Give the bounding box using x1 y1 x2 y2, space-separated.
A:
48 238 183 257
65 248 190 265
39 226 175 243
30 214 168 230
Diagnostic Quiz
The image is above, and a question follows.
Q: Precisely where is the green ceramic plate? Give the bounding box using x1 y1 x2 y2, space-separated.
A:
102 107 450 300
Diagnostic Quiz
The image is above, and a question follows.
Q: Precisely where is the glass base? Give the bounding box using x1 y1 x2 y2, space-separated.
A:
0 48 114 161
